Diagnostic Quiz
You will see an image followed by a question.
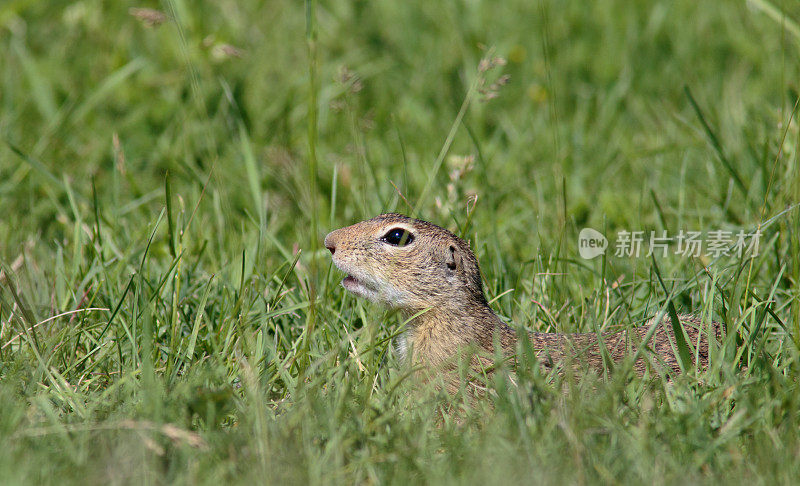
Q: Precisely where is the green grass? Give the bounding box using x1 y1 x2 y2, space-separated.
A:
1 0 800 483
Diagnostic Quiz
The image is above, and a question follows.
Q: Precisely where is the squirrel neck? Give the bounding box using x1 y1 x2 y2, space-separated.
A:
398 299 517 365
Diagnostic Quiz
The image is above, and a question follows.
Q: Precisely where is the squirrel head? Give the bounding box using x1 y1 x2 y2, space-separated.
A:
324 213 486 312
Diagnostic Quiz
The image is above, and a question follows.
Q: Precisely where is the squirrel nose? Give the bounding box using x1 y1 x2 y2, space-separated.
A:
323 233 336 255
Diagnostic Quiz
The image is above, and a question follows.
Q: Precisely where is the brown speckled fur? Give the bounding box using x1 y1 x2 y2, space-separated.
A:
325 214 721 387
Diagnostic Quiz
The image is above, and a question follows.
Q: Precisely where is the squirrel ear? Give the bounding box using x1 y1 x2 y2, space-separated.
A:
446 245 458 271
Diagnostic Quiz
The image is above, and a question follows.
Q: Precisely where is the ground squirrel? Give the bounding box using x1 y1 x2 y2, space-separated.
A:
325 213 721 384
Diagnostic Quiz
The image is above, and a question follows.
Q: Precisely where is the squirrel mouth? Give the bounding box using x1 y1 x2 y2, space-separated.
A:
341 275 376 299
342 275 363 291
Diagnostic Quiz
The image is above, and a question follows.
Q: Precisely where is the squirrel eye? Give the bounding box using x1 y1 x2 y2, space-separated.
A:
382 228 414 246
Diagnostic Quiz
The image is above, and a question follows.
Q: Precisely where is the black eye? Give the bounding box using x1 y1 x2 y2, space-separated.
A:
382 228 414 246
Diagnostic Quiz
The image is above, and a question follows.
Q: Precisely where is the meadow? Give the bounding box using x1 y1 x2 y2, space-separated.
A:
1 0 800 483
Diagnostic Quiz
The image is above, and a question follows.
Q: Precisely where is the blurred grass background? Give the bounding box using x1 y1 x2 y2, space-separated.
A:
1 0 799 483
